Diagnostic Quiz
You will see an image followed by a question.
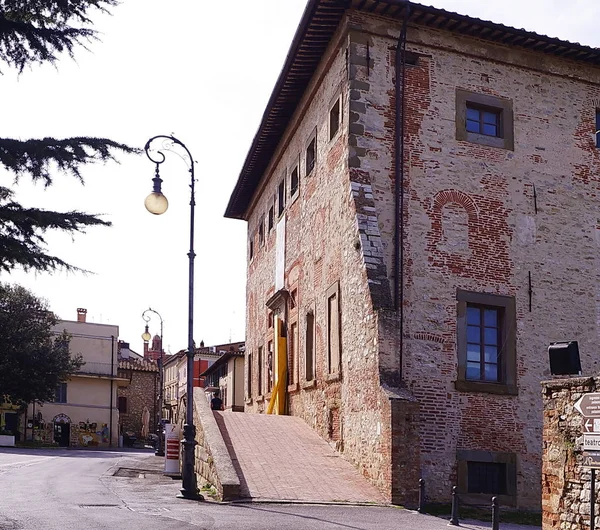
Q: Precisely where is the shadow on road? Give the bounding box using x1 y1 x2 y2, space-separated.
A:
0 447 156 459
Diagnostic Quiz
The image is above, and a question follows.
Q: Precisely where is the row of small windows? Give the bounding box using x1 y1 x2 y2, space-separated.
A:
249 96 341 260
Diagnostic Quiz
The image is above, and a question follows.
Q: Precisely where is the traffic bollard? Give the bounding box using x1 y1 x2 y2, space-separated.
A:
491 496 500 530
418 478 425 513
449 485 459 526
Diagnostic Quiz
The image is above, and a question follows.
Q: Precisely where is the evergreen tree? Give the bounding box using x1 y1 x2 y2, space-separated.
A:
0 283 84 407
0 0 138 273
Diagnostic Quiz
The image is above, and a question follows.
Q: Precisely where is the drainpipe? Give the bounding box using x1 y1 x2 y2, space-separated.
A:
109 335 115 448
395 2 411 382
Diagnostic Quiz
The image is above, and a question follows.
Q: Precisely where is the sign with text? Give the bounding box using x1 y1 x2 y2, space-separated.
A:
575 394 600 417
583 435 600 451
583 418 600 433
583 452 600 469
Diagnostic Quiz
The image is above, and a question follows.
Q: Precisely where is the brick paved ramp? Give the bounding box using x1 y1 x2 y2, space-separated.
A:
213 411 386 504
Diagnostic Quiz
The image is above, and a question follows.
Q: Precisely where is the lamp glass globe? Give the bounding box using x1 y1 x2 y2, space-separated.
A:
141 331 152 342
144 192 169 215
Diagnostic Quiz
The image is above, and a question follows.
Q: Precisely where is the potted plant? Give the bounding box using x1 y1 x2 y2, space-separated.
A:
0 429 15 447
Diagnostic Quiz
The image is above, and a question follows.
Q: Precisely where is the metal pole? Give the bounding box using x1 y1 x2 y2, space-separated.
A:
418 478 425 513
592 468 596 530
449 485 459 526
144 135 200 500
491 496 499 530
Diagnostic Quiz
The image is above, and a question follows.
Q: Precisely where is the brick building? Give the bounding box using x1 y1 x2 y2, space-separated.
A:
225 0 600 510
117 343 159 442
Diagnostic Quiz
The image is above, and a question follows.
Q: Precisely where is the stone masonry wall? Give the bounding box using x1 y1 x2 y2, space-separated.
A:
347 9 600 509
542 377 599 529
118 368 158 439
243 20 403 501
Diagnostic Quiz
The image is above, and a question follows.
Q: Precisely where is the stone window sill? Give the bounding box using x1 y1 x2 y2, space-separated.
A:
326 372 341 383
302 379 317 390
287 382 299 393
454 379 517 396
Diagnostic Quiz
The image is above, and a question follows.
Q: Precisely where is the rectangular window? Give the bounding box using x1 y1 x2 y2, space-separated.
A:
466 305 500 382
465 105 500 137
249 236 254 260
327 282 341 375
278 179 286 217
329 98 340 140
289 322 297 385
306 137 316 176
596 109 600 148
467 462 507 495
457 450 516 504
290 165 299 197
305 311 315 381
456 290 516 395
54 383 67 403
247 352 252 398
118 396 127 413
268 200 274 231
258 216 265 246
456 89 513 150
257 346 263 396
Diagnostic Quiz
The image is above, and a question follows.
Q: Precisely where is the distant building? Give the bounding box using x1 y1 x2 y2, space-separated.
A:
26 308 127 447
201 349 245 412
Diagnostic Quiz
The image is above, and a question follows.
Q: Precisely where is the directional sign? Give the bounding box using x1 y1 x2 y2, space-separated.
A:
575 393 600 417
583 418 600 433
583 452 600 469
583 435 600 451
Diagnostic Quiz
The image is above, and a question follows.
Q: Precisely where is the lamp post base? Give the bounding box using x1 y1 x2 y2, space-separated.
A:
176 489 204 501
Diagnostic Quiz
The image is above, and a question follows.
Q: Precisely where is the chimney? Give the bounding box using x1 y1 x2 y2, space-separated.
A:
77 308 87 323
143 341 149 358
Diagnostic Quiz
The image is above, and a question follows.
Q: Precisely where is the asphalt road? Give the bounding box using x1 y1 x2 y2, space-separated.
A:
0 448 539 530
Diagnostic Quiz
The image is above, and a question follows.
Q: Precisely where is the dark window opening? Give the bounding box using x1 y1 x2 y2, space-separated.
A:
466 105 501 137
249 237 254 260
278 180 286 217
258 217 265 246
306 138 316 175
288 322 297 385
467 461 507 495
268 204 274 231
330 98 340 140
247 352 252 398
596 109 600 148
118 396 127 413
290 166 299 197
257 346 263 395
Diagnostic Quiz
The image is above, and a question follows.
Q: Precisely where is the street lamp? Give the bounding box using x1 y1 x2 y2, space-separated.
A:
142 307 165 457
143 135 201 500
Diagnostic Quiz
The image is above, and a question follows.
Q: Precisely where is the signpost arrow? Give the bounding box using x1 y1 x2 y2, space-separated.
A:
575 394 600 417
585 419 595 433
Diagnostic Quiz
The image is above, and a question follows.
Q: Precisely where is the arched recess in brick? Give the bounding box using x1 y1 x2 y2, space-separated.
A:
429 190 478 254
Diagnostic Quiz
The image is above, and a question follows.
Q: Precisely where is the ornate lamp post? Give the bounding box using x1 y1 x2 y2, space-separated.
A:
143 135 200 500
142 307 164 457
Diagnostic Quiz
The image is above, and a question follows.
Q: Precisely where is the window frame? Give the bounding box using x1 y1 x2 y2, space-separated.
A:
304 309 315 383
456 89 514 150
118 396 127 414
455 289 516 395
596 108 600 148
290 163 300 201
277 178 286 218
326 281 341 378
54 382 67 403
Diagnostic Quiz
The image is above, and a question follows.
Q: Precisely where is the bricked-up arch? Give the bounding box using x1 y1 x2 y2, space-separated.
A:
426 189 512 283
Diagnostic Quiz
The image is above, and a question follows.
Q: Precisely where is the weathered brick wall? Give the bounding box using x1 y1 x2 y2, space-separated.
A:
345 8 600 509
542 377 598 529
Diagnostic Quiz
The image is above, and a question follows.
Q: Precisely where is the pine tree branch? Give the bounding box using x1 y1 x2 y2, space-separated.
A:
0 136 139 185
0 186 110 272
0 0 118 72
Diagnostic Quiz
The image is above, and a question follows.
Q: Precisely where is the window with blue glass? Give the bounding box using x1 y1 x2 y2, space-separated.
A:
466 105 500 137
466 305 500 382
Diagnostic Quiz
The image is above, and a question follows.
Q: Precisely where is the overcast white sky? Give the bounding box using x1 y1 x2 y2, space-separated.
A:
3 0 600 355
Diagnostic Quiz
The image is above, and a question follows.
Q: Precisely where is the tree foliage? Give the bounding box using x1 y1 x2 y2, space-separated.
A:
0 283 83 407
0 0 139 273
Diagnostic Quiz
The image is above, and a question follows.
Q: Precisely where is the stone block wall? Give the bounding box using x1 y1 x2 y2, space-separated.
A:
542 377 599 529
118 362 158 439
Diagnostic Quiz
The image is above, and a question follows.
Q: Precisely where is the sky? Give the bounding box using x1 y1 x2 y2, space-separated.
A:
3 0 600 356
